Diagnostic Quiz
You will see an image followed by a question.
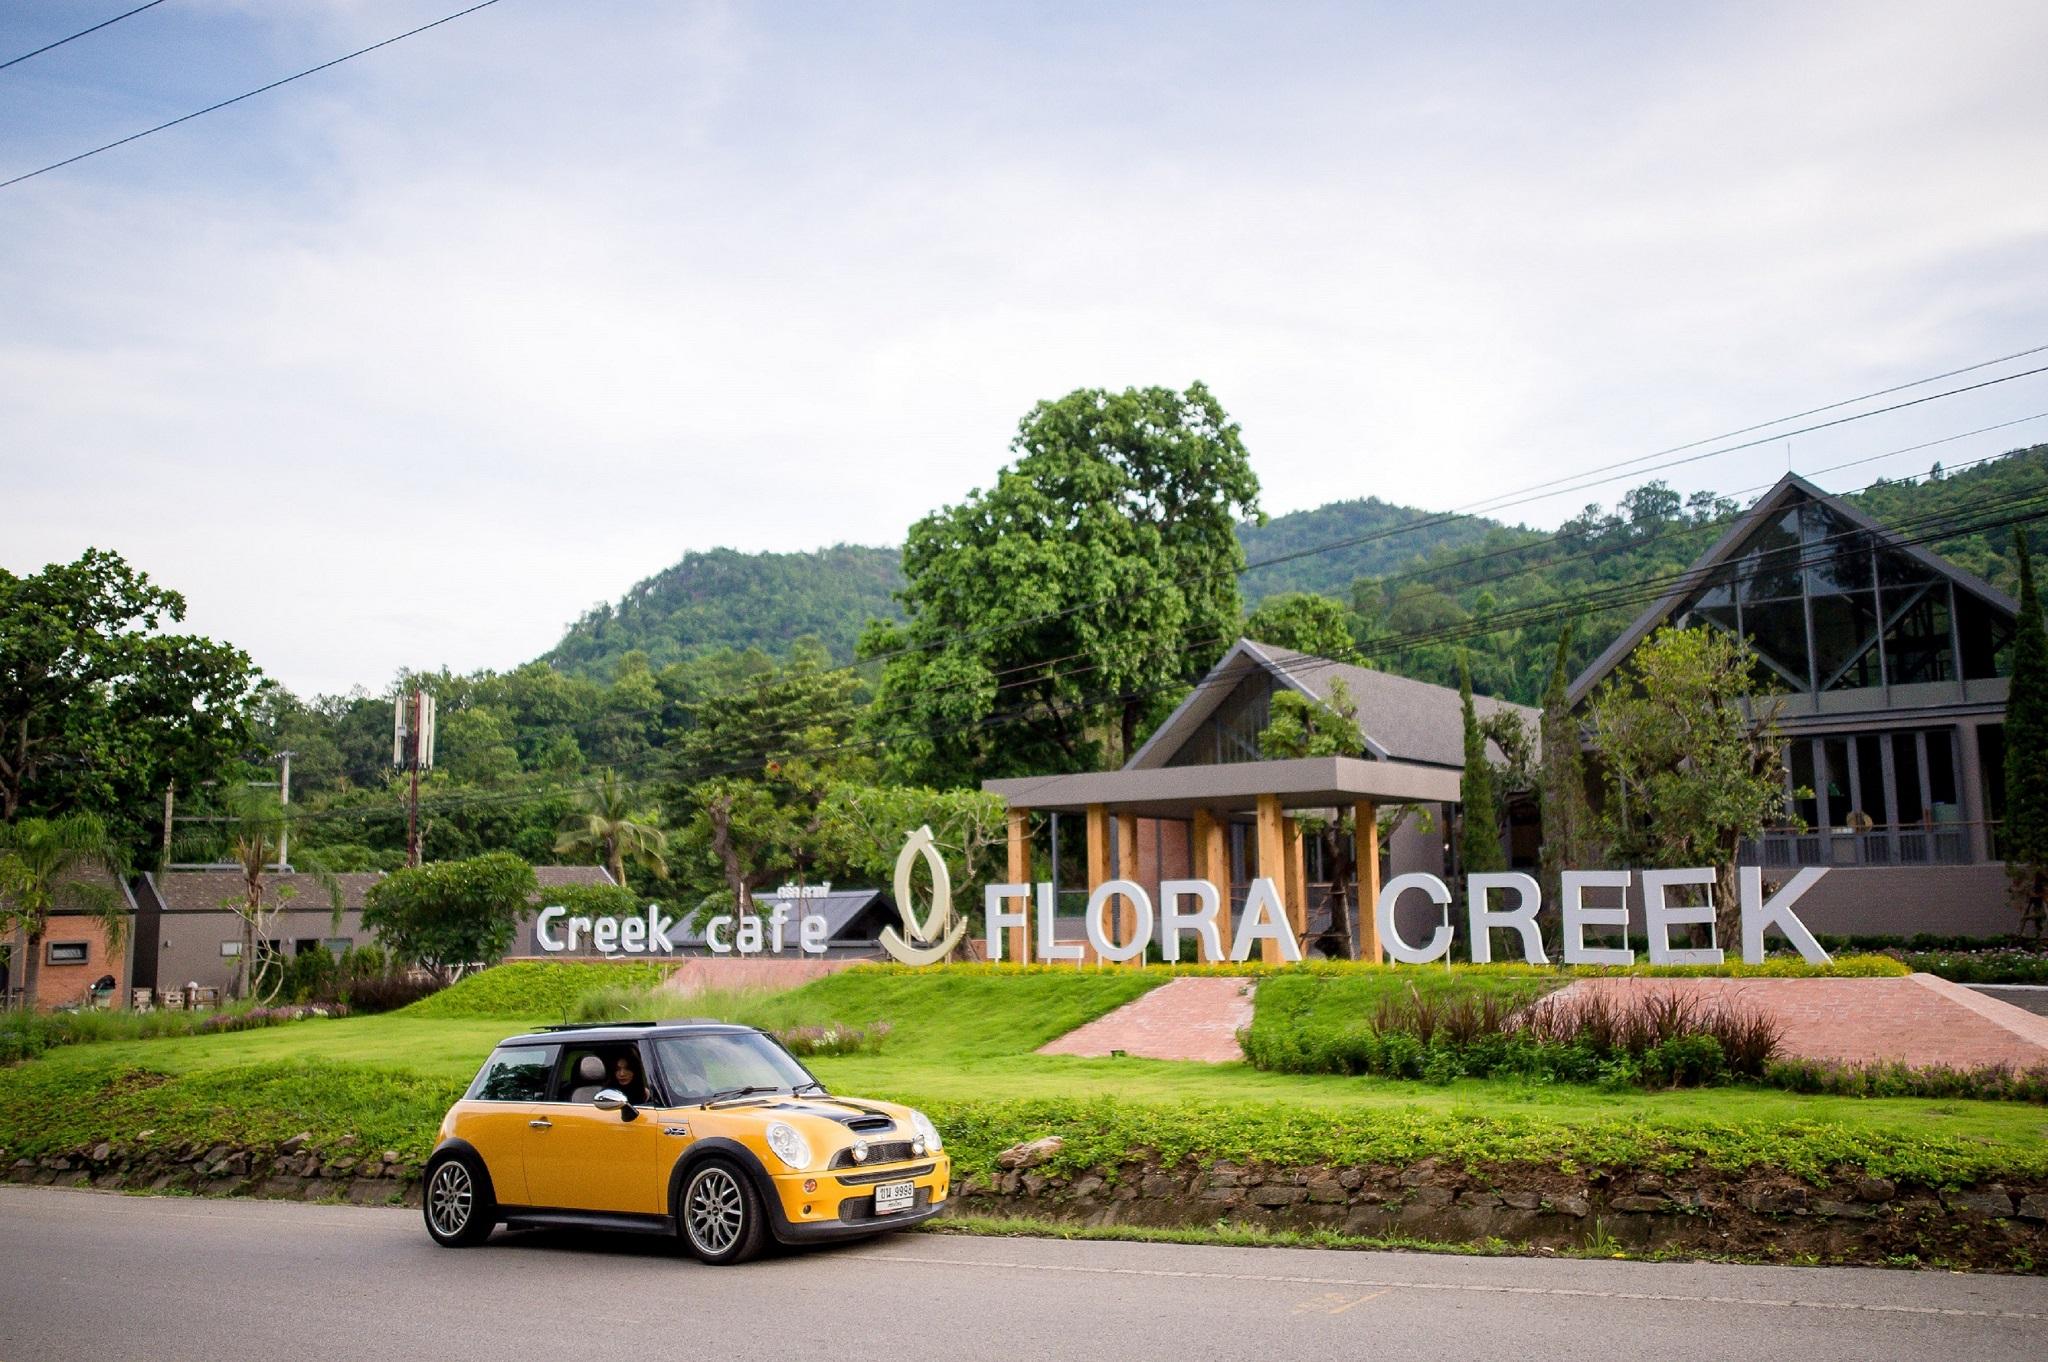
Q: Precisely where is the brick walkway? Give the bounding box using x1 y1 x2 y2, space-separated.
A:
1544 973 2048 1069
1038 976 1256 1063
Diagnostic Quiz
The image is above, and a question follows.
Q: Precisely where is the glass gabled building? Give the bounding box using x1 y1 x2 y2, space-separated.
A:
1568 473 2020 935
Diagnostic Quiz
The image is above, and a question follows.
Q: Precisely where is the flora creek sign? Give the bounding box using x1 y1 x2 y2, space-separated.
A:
537 826 1833 967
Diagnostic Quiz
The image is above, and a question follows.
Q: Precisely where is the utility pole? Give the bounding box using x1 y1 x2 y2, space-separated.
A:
393 692 436 867
274 751 295 871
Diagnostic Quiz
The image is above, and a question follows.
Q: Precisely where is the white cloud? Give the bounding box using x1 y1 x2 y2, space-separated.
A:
2 0 2045 693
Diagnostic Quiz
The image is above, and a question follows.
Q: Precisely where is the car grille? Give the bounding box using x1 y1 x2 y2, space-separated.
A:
837 1162 935 1186
829 1140 915 1169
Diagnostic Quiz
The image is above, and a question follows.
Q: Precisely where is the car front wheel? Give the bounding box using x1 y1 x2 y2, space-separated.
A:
423 1151 495 1247
679 1158 766 1264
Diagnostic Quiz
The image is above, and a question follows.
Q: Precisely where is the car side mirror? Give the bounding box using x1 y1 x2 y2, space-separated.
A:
593 1088 637 1120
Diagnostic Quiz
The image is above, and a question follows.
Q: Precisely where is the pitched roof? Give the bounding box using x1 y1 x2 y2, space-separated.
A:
1565 472 2020 706
1128 638 1537 772
151 864 614 912
668 888 893 947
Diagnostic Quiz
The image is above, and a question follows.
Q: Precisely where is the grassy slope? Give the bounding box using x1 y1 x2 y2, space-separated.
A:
2 966 2041 1186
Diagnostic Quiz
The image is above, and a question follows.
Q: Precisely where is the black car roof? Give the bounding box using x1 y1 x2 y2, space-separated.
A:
498 1020 761 1046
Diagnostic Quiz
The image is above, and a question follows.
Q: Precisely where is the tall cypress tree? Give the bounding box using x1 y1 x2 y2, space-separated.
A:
2005 532 2048 939
1458 653 1506 880
1538 618 1595 907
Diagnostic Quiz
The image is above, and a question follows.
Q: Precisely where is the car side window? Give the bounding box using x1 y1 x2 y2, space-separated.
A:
467 1045 557 1102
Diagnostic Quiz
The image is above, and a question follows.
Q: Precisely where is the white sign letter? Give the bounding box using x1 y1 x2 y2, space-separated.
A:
535 906 566 953
706 915 732 954
983 883 1032 962
1561 870 1634 966
1376 872 1453 964
1157 879 1223 963
592 916 619 954
1085 880 1153 964
1467 872 1547 965
1643 868 1723 965
1035 883 1081 962
1740 866 1831 964
1232 878 1303 962
800 913 827 955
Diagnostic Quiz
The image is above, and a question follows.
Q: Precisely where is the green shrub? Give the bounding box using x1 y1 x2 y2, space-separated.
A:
1894 949 2048 985
1764 1058 2048 1103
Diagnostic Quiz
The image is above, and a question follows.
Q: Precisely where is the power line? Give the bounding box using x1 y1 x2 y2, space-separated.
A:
0 1 168 73
275 476 2048 832
0 0 509 191
512 355 2048 742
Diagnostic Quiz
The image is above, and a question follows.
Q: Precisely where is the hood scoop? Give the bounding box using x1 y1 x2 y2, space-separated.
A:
772 1100 896 1132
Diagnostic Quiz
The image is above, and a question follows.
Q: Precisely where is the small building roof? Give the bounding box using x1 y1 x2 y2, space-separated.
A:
668 888 893 947
150 864 614 912
1127 637 1536 772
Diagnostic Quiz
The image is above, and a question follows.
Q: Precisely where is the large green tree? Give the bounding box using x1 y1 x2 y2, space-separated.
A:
667 642 866 915
0 550 261 853
1588 625 1792 946
553 770 669 890
1243 592 1355 659
1536 618 1598 912
362 851 537 982
0 813 126 1008
861 383 1261 784
1457 655 1507 881
2004 532 2048 939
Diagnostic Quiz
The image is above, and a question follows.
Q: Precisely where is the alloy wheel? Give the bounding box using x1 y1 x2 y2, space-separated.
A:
428 1160 473 1239
686 1166 745 1255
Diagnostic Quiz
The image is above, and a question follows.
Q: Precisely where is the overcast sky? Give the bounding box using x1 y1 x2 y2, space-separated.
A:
4 0 2047 697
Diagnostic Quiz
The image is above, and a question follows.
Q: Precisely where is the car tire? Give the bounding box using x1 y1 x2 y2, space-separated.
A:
678 1158 767 1265
423 1150 495 1248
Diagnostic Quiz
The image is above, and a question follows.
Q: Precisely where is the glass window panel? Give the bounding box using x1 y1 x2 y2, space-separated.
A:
1790 740 1817 829
1737 507 1806 601
467 1045 556 1102
1820 738 1850 827
1811 591 1881 690
1691 601 1741 639
1891 733 1924 824
1926 729 1958 810
1881 584 1953 685
1742 598 1810 689
1805 528 1874 594
1875 545 1935 590
1980 724 2007 825
1956 593 2014 680
1855 735 1886 821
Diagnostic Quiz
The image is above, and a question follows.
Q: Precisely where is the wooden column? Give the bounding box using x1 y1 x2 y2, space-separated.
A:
1284 816 1308 950
1006 807 1031 965
1254 793 1287 964
1115 812 1142 966
1355 801 1382 962
1193 809 1231 962
1085 804 1110 968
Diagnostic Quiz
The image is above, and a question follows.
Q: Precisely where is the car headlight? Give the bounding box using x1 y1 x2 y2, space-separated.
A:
909 1109 942 1153
764 1121 812 1170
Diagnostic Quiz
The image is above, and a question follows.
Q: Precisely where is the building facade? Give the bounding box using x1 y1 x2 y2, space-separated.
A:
1569 472 2020 938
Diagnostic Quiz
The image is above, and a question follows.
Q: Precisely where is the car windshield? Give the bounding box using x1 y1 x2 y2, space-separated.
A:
653 1032 816 1103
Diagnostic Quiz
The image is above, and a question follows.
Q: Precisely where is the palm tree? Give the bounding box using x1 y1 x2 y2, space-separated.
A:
0 813 127 1010
554 771 668 891
200 785 339 1003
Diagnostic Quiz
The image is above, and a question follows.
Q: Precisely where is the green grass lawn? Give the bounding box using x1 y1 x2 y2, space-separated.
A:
2 964 2042 1188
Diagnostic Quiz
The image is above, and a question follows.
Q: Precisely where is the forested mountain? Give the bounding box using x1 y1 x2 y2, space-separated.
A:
545 545 905 679
1237 496 1513 600
544 498 1509 678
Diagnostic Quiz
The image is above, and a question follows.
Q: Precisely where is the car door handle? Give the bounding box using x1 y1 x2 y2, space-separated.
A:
528 1118 552 1130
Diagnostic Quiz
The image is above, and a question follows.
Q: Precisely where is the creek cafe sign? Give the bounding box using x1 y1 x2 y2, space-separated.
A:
537 826 1834 966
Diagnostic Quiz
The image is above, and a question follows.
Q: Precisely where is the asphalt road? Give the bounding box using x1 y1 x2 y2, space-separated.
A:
3 1185 2044 1361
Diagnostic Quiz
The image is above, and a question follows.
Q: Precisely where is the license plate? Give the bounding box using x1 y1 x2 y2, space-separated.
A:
873 1180 916 1215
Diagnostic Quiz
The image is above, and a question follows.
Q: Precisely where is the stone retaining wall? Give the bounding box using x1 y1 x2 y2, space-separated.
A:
5 1134 422 1209
960 1140 2048 1272
8 1134 2044 1271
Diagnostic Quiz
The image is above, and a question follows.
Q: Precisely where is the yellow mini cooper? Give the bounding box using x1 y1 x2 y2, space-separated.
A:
424 1020 950 1264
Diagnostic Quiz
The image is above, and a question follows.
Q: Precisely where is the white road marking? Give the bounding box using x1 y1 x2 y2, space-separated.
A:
865 1252 2048 1322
